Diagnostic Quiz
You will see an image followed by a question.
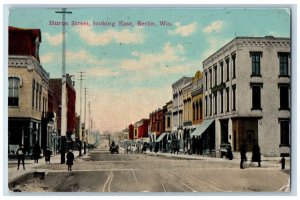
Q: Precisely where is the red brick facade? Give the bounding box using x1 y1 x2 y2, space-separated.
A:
149 109 166 136
128 124 134 140
137 119 150 138
49 75 76 135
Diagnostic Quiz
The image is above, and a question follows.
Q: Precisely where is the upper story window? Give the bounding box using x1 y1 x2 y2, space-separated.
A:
209 94 212 116
279 119 290 147
8 77 20 106
205 96 208 117
199 99 203 120
220 61 224 84
209 68 212 89
279 84 290 110
250 83 263 110
226 88 229 112
250 52 262 77
193 103 195 120
214 65 217 87
232 53 236 79
205 71 208 91
220 90 223 113
32 79 35 108
214 93 217 114
232 85 236 111
226 58 229 82
278 52 290 77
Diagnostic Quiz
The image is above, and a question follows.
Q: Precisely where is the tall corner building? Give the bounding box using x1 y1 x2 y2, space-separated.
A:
203 36 290 157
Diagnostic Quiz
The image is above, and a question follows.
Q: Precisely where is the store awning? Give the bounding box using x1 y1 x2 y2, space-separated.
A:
156 132 168 142
190 119 214 137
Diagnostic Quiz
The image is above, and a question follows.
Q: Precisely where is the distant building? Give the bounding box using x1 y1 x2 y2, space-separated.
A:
137 119 150 140
128 124 134 140
8 26 50 154
48 74 76 149
191 71 204 125
203 36 290 157
172 76 192 150
182 78 193 150
164 100 173 133
149 108 166 141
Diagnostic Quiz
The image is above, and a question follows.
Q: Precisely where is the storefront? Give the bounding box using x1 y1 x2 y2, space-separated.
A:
190 119 215 156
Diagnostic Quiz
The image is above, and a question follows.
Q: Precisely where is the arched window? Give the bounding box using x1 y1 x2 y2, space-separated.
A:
196 101 199 120
200 99 203 120
8 77 20 106
192 103 195 121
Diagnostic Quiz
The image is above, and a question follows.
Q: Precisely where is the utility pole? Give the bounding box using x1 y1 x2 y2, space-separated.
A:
84 87 87 154
88 101 91 145
55 8 72 164
78 71 85 156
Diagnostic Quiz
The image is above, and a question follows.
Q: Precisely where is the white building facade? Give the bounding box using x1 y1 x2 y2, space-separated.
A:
172 77 192 149
203 36 290 157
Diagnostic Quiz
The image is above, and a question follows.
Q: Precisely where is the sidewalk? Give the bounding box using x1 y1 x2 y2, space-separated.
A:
8 150 82 184
143 149 290 170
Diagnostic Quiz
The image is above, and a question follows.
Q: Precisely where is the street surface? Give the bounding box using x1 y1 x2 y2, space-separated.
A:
8 149 290 193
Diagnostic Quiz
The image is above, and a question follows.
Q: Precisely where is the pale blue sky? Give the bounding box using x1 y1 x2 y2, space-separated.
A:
9 7 290 132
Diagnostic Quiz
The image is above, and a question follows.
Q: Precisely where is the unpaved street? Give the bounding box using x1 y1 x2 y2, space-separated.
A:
9 150 290 192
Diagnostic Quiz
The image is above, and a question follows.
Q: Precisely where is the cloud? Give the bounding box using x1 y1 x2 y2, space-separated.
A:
201 36 231 61
40 53 55 64
66 50 90 61
168 22 197 37
120 42 185 71
75 26 146 46
203 21 224 34
86 67 121 78
43 32 63 46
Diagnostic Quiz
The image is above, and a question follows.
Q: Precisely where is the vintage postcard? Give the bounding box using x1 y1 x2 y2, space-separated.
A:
6 6 291 194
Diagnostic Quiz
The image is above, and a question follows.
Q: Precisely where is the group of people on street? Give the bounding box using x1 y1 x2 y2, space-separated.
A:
240 142 261 169
16 143 75 171
225 141 261 169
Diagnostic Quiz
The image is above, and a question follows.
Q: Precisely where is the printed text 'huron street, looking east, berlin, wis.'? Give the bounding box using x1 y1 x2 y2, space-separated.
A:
49 20 173 27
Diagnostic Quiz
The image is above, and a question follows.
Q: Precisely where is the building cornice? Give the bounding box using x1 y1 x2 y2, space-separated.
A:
191 86 203 97
203 36 290 66
9 55 49 82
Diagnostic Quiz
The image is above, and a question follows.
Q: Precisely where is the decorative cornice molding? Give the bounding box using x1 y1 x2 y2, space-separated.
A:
203 37 290 67
9 55 49 82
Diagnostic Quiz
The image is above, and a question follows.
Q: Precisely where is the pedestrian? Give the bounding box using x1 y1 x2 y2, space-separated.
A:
192 136 196 154
251 142 261 167
33 142 41 163
240 142 247 169
78 141 82 156
226 142 233 160
196 137 201 155
44 146 51 164
16 144 25 170
66 149 75 171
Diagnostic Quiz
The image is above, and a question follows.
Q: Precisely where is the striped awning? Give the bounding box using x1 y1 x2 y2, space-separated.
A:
156 132 168 142
190 119 214 137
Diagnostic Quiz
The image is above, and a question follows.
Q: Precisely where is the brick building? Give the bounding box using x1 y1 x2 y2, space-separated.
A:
8 26 50 154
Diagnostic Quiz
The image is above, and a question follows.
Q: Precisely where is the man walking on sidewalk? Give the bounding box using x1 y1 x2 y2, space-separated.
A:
17 144 25 170
240 142 247 169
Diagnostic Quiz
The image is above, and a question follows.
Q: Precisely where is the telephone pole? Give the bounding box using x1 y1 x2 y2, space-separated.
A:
78 71 85 156
84 87 88 154
55 8 72 164
88 101 91 145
